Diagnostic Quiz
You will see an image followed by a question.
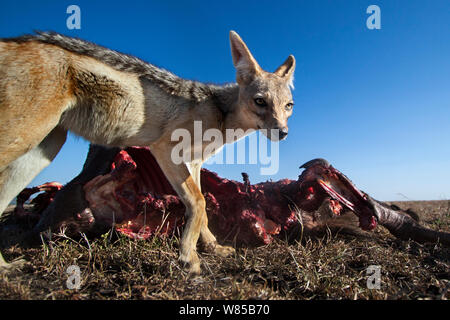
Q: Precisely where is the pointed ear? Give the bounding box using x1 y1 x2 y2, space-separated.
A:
229 31 262 84
274 55 296 87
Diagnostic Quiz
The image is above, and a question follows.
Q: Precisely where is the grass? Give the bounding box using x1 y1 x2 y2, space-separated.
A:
0 200 449 300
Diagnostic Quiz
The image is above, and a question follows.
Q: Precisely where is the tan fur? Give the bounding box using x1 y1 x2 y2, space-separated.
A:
60 54 147 146
0 31 295 274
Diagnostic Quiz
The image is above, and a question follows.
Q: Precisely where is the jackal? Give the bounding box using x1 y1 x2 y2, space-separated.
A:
0 31 295 274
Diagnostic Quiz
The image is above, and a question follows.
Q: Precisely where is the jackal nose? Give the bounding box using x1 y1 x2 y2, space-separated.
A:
278 127 288 139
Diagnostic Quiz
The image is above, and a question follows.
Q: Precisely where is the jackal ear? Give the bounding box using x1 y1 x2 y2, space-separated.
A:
229 31 262 84
274 55 296 88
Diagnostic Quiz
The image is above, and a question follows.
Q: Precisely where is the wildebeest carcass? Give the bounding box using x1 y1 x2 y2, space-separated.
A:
3 145 449 250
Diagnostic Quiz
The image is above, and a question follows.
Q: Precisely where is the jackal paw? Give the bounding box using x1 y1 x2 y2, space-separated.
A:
204 242 235 257
0 258 26 273
179 251 201 275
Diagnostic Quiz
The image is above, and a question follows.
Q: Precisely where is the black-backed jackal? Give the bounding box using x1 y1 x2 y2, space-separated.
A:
0 31 295 274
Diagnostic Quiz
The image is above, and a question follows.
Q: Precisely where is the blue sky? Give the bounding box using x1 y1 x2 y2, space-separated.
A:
1 0 449 201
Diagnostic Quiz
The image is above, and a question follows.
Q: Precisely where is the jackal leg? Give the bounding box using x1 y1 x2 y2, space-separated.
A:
189 162 235 258
151 148 206 274
0 126 67 270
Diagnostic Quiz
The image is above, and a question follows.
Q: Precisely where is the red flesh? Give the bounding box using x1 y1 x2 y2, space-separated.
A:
16 149 378 245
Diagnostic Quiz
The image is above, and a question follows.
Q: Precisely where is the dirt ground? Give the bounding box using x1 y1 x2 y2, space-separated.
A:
0 200 449 300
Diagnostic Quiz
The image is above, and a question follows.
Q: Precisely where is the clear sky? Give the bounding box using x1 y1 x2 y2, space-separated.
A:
1 0 449 201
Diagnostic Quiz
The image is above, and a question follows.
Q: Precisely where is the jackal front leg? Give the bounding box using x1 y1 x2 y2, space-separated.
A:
189 162 235 258
150 148 206 275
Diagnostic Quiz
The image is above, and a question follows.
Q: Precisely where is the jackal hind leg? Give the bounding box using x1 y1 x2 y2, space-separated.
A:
189 162 235 258
0 126 67 271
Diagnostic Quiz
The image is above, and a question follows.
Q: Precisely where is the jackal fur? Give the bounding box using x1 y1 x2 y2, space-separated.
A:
0 31 295 273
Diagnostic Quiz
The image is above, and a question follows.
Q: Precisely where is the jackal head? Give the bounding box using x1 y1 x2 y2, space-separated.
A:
230 31 295 141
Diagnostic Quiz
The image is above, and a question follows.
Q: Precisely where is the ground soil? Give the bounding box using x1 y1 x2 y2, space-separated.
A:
0 200 449 300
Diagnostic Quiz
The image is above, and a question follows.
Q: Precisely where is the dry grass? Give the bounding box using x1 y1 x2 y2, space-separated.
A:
0 200 449 300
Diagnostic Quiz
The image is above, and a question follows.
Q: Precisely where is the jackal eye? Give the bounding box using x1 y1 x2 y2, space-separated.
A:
254 98 267 107
285 103 294 111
